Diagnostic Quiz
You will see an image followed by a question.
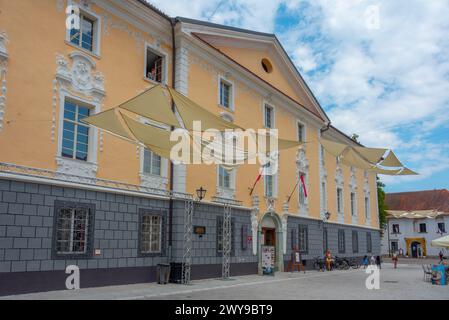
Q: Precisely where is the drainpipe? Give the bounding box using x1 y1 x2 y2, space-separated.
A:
168 18 178 263
320 122 331 135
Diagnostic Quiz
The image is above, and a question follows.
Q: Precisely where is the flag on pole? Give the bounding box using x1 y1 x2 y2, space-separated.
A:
249 167 264 196
300 174 308 198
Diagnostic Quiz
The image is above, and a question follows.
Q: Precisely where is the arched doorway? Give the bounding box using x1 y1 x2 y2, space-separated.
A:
411 241 421 258
258 212 284 274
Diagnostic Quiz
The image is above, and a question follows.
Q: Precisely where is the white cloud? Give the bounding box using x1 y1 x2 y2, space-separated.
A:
147 0 449 189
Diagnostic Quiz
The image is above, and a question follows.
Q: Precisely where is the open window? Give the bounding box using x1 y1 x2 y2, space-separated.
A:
145 47 165 83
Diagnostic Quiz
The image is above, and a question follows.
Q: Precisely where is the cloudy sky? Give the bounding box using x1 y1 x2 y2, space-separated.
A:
148 0 449 193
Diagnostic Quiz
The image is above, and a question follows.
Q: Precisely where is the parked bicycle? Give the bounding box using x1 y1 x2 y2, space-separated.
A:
313 256 325 272
347 257 360 269
334 256 350 270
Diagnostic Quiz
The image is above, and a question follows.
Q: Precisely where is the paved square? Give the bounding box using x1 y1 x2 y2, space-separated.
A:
1 263 448 300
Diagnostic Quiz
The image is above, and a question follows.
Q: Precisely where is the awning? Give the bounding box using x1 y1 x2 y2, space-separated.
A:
119 85 180 128
431 235 449 248
379 150 403 167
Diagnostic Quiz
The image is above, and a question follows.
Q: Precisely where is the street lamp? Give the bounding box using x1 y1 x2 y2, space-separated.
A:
196 186 207 202
322 211 331 254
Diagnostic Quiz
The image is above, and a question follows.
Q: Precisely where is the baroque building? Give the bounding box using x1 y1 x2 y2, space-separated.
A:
0 0 380 295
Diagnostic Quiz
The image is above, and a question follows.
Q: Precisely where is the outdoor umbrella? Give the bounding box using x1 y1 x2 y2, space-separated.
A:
431 235 449 248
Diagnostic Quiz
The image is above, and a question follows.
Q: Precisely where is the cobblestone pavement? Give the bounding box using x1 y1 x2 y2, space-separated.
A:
1 263 448 300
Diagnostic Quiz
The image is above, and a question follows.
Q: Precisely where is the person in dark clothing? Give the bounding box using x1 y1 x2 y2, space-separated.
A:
439 250 444 263
376 255 382 269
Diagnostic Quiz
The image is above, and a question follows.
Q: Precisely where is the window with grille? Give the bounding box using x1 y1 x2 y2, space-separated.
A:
146 48 164 83
366 232 372 253
61 99 91 161
143 148 162 176
220 80 232 109
53 201 94 258
69 13 95 52
216 216 235 256
298 225 308 254
392 224 400 234
264 104 274 128
338 229 345 253
438 222 446 233
352 231 359 253
140 213 162 254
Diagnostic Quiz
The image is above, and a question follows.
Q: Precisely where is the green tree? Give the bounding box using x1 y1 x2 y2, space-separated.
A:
377 177 388 235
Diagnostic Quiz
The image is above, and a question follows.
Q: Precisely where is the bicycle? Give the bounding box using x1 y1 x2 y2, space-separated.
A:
313 256 325 272
334 256 350 270
347 257 360 269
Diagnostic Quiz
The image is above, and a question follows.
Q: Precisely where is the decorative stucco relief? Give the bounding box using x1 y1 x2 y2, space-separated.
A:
349 167 358 224
251 195 260 255
296 147 309 216
54 51 105 178
0 32 9 132
335 164 344 223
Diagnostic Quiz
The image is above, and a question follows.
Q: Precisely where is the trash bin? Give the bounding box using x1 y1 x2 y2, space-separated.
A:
157 263 171 285
169 262 183 284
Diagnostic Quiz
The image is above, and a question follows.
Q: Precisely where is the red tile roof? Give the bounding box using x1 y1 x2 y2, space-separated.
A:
386 189 449 213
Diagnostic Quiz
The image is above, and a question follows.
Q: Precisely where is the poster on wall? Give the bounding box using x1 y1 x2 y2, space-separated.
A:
262 245 275 276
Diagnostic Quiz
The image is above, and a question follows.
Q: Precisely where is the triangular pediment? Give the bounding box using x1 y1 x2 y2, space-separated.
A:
189 30 327 122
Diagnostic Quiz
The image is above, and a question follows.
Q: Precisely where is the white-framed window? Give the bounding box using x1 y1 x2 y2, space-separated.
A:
264 103 275 129
321 181 327 212
143 149 162 176
66 7 101 56
299 173 307 207
350 192 356 216
140 213 162 254
61 99 92 162
337 187 343 215
320 145 326 166
218 166 231 189
145 45 167 84
297 121 306 143
264 162 277 198
218 76 234 111
365 195 370 219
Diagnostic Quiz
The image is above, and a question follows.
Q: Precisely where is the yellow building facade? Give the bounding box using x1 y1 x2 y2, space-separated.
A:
0 0 380 294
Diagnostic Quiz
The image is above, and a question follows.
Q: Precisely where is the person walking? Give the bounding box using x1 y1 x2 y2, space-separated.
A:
376 255 382 269
325 250 333 271
370 255 376 265
439 250 444 263
392 252 398 269
362 255 369 269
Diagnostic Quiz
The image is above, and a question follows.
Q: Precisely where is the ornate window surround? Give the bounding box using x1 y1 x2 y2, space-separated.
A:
296 147 309 216
216 165 237 200
55 51 105 179
65 0 102 58
335 164 344 223
349 166 358 224
364 170 372 226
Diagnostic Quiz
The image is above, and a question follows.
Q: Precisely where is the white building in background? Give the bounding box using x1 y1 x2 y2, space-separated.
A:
381 190 449 257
